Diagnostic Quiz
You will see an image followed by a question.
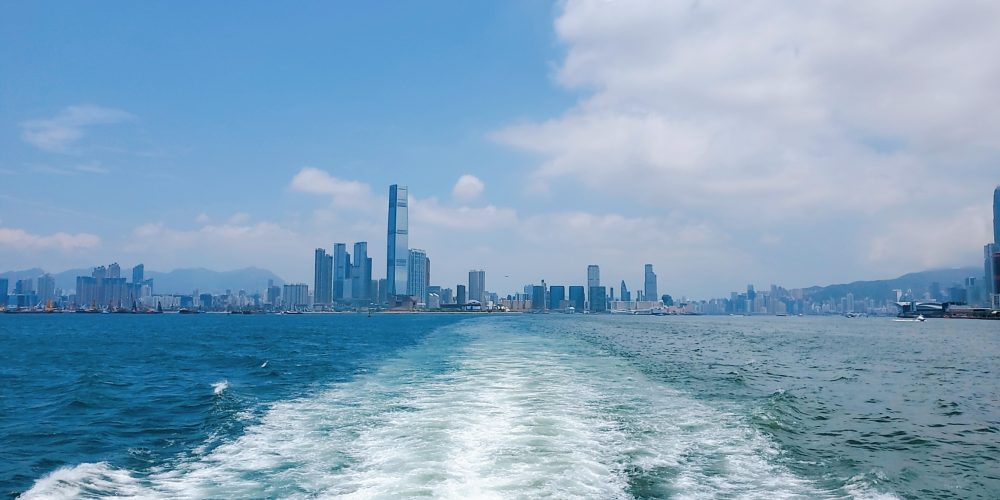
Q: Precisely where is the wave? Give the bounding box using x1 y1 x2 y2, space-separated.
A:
20 318 896 499
211 380 229 395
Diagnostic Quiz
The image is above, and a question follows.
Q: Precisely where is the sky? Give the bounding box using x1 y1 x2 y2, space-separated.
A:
1 0 998 299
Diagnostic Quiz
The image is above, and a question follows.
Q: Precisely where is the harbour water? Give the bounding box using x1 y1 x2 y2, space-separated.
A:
1 314 997 498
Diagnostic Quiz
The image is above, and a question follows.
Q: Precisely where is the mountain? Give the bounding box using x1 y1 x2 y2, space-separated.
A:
147 267 285 294
1 267 285 295
803 267 981 302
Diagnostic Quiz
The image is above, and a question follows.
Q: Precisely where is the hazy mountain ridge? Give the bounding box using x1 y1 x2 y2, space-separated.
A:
802 267 981 302
1 267 285 295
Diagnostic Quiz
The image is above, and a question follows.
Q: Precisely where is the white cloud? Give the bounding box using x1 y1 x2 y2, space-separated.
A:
289 167 381 210
451 174 485 201
75 163 110 174
0 227 101 251
228 212 251 225
411 197 518 230
20 105 134 152
494 0 1000 218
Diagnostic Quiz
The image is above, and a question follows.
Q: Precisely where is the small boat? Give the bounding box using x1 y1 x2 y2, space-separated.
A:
893 314 926 322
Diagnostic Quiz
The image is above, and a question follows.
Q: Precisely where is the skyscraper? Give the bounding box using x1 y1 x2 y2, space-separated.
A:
334 243 349 302
993 185 999 247
407 249 428 303
620 280 631 302
568 286 585 312
352 242 371 302
589 286 607 312
469 269 486 304
456 284 467 305
386 184 409 297
531 285 545 310
132 264 144 284
108 262 121 279
587 265 600 288
37 274 55 305
313 248 333 306
0 278 8 308
587 265 600 305
644 264 657 302
548 285 565 311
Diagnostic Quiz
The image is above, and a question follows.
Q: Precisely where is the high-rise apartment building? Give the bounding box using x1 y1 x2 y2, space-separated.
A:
282 284 310 309
469 270 486 304
386 184 409 297
314 248 333 306
333 243 349 302
407 249 429 303
644 264 657 302
132 264 144 285
37 274 55 305
352 242 371 302
0 278 8 307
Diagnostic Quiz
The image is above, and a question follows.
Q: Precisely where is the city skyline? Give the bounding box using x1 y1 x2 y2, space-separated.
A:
2 2 999 298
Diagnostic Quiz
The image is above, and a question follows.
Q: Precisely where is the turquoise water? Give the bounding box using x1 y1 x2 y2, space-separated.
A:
1 314 998 498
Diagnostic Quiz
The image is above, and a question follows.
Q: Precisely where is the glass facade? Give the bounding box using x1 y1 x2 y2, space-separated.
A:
386 184 409 297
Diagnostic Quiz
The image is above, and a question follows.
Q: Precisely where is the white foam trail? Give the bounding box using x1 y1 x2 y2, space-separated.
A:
212 380 229 395
260 361 268 368
20 319 893 499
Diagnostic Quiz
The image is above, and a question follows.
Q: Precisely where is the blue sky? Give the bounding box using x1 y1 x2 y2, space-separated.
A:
2 1 998 298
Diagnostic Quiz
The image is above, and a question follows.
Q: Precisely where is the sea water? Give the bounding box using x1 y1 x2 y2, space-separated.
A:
1 314 997 498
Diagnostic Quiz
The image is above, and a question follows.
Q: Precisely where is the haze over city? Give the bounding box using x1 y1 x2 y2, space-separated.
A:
2 1 998 298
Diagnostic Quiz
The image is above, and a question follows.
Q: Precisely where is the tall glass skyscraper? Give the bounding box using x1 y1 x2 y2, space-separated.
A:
333 243 349 302
993 185 999 246
386 184 409 297
644 264 657 302
407 249 428 303
313 248 333 306
469 269 486 304
352 242 371 302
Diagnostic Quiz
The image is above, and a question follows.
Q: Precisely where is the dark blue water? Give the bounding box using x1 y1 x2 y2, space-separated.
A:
2 314 998 498
0 314 463 498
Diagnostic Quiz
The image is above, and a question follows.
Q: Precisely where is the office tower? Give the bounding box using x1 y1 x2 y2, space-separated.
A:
548 285 565 311
587 265 600 305
314 248 333 306
993 251 1000 302
469 270 486 304
587 265 600 288
644 264 657 301
132 264 144 284
620 280 630 302
994 185 999 247
588 286 607 312
386 184 409 297
569 286 585 312
407 249 428 303
333 243 349 301
986 244 997 297
37 274 55 305
532 285 545 310
353 242 371 302
456 284 467 305
0 278 8 308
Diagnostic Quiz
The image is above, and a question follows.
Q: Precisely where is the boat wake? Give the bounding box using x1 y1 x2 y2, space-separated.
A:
20 319 895 499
